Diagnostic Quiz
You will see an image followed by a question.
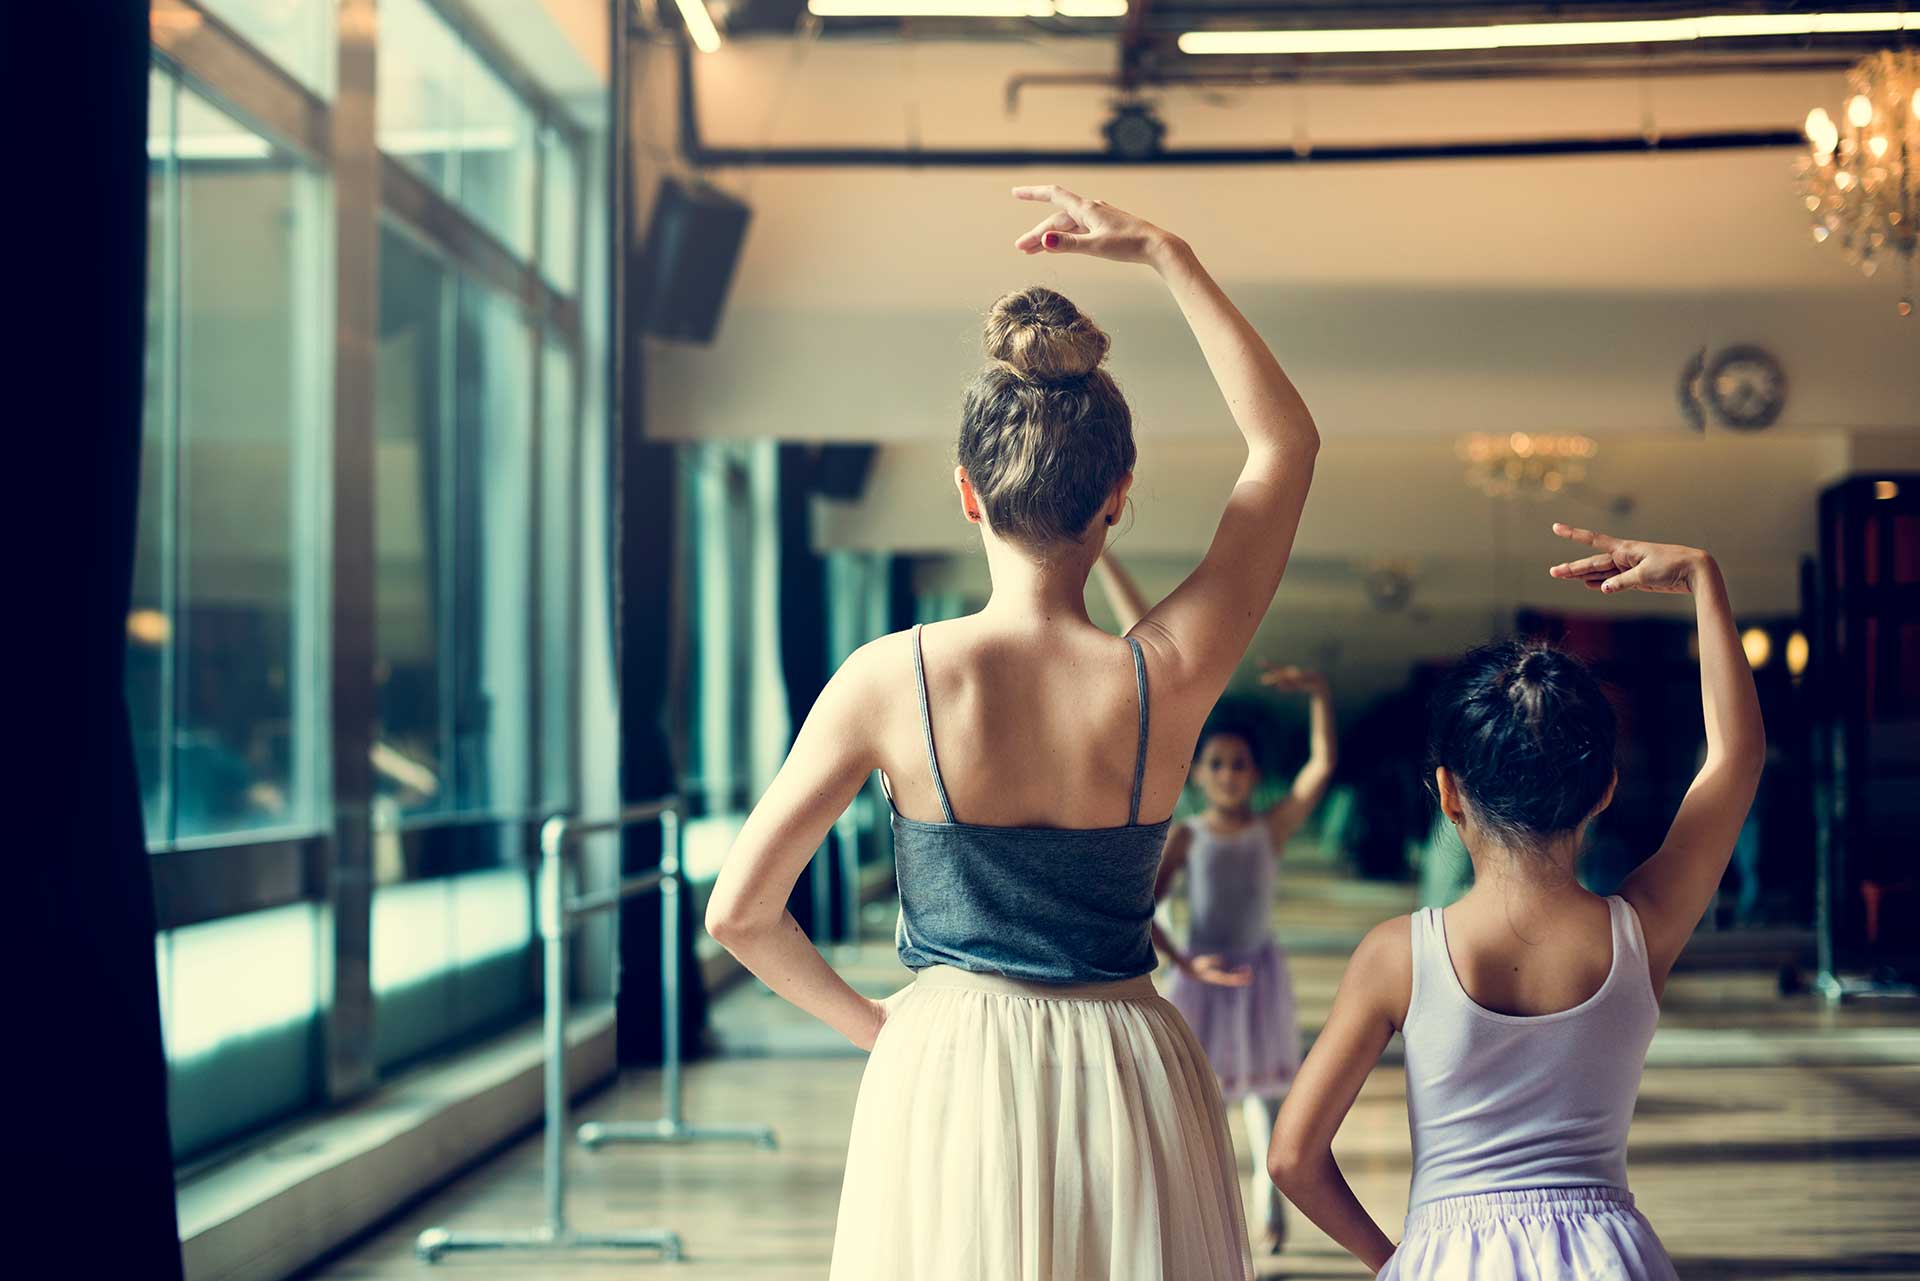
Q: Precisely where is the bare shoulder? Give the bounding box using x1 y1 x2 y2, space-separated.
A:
816 630 915 723
1124 619 1219 746
1344 915 1416 1030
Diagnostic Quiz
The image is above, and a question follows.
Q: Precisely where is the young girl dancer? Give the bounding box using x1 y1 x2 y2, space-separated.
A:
1268 524 1763 1280
706 185 1319 1280
1095 551 1335 1257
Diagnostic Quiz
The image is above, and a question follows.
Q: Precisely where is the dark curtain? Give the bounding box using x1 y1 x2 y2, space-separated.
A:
614 157 707 1065
777 444 836 938
13 4 185 1276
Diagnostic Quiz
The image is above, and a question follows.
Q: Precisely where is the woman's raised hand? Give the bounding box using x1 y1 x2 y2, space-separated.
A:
1012 185 1175 266
1548 523 1708 595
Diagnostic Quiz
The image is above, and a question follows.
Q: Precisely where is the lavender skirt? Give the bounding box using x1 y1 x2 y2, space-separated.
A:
1165 937 1300 1100
1380 1188 1677 1281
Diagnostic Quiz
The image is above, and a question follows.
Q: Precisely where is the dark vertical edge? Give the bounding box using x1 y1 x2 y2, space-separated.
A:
325 0 380 1101
14 3 186 1273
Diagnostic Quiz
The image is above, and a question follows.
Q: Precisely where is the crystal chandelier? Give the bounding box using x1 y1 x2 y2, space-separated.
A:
1796 49 1919 314
1455 432 1597 500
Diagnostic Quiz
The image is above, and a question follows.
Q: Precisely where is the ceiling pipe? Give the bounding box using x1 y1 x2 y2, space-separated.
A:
1006 51 1860 113
674 36 1802 167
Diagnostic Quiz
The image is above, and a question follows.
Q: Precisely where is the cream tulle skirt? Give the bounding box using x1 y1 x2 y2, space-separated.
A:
828 966 1254 1281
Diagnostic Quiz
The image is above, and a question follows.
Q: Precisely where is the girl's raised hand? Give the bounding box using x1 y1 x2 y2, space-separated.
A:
1258 662 1328 694
1012 186 1173 265
1548 523 1707 595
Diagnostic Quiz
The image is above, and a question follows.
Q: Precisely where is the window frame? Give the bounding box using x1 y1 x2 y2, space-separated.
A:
143 0 594 1112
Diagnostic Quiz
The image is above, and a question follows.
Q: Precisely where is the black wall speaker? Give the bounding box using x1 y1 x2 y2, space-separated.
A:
634 176 751 344
812 444 877 501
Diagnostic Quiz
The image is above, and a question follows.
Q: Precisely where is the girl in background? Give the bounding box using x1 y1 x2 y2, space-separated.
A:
1268 524 1763 1281
1096 552 1336 1256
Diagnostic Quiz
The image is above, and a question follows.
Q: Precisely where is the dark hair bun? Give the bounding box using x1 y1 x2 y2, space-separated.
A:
984 286 1109 382
1427 639 1617 841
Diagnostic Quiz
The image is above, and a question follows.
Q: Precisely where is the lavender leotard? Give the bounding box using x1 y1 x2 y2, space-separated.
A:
1166 817 1300 1099
1380 895 1676 1281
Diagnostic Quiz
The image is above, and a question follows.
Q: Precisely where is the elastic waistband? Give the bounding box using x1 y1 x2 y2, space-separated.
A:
911 965 1158 1003
1405 1187 1636 1231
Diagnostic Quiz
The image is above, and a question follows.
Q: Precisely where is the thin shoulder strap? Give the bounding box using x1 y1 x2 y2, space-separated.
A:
911 624 956 824
1609 894 1651 973
1406 908 1447 1023
1127 635 1150 826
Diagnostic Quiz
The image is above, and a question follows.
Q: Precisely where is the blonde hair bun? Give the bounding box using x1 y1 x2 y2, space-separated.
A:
983 286 1110 383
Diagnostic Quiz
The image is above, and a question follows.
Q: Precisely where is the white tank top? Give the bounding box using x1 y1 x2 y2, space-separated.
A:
1403 895 1659 1208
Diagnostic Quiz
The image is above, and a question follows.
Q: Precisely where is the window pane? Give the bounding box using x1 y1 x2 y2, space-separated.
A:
372 866 532 1072
540 130 578 292
134 67 177 842
172 87 323 840
160 903 322 1158
198 0 335 96
375 226 453 814
377 0 463 194
540 339 577 807
458 49 536 257
375 237 533 818
452 278 533 815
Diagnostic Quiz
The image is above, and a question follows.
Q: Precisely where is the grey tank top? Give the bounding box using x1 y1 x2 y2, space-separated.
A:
889 624 1171 984
1403 895 1659 1208
1182 815 1279 957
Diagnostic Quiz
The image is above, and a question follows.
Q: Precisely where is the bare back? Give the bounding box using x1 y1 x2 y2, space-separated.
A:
1440 889 1623 1016
880 617 1198 829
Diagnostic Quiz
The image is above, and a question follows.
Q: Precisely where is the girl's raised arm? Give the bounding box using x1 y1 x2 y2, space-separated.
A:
1093 550 1152 636
1259 664 1338 839
1015 186 1319 701
1548 524 1765 987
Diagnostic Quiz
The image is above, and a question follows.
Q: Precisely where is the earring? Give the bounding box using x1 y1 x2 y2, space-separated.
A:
1105 514 1116 526
966 509 979 523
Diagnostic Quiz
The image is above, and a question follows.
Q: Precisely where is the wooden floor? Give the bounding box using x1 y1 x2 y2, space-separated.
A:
311 874 1920 1280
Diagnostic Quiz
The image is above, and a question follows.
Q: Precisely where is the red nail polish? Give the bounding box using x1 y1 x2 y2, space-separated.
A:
1043 232 1059 249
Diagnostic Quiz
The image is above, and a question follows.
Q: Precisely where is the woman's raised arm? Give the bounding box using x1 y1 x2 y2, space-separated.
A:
1015 185 1319 702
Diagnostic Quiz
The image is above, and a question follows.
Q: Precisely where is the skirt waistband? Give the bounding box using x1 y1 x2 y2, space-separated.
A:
1405 1187 1636 1231
911 964 1159 1003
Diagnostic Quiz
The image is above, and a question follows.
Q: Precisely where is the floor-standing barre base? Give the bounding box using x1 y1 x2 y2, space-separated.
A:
579 1118 778 1149
414 1225 684 1263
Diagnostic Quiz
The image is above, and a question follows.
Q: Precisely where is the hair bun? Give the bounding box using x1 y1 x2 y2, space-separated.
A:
1514 649 1555 683
983 286 1109 383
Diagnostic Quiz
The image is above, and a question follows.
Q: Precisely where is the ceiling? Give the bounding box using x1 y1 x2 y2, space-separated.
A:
711 0 1907 82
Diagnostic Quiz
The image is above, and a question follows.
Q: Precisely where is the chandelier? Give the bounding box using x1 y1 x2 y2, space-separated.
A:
1456 432 1597 500
1796 49 1919 314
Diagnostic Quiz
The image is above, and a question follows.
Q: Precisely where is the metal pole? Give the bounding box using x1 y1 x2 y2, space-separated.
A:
836 804 862 959
575 800 776 1152
416 804 688 1261
810 839 832 949
661 808 683 1127
541 828 568 1237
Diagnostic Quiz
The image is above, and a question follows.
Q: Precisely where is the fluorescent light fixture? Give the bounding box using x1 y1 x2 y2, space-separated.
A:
1055 0 1129 15
675 0 723 52
806 0 1063 15
1178 11 1920 57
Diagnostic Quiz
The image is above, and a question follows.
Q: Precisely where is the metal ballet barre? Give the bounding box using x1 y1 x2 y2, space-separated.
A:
415 798 776 1264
